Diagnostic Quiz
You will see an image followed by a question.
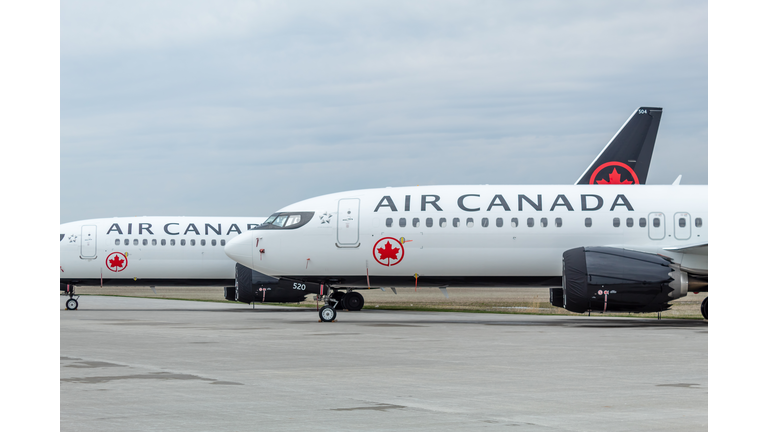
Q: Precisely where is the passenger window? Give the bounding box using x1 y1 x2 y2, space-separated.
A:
134 239 139 246
678 218 686 228
555 217 562 228
466 218 474 228
412 218 420 228
190 239 196 246
152 239 157 246
496 218 503 228
527 218 534 228
613 218 620 228
386 218 393 228
212 239 217 246
114 239 120 245
170 239 175 246
221 239 226 246
181 239 186 246
585 218 592 228
695 218 702 228
399 218 406 228
161 239 166 246
540 218 547 228
124 239 129 246
482 218 489 228
439 218 447 228
201 239 206 246
142 239 147 246
639 218 647 228
426 218 433 228
511 218 518 228
453 218 460 228
626 218 634 227
653 218 661 228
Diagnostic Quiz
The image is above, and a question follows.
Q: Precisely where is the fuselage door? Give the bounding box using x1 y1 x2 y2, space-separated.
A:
674 212 691 240
80 225 97 258
648 212 665 240
337 198 360 247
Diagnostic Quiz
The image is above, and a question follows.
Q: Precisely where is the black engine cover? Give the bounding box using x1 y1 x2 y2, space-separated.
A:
226 263 322 304
556 247 678 313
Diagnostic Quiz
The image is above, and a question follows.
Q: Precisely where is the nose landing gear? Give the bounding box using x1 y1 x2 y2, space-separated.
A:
317 289 366 321
701 297 708 320
61 284 79 310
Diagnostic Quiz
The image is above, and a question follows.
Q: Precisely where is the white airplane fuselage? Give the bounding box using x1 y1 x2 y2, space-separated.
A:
225 185 708 288
60 217 266 287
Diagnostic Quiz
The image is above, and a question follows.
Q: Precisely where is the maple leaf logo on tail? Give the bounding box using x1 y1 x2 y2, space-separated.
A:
596 168 634 185
589 161 640 185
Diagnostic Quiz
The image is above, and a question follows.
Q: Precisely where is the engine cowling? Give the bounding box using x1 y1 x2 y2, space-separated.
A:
551 247 688 313
225 263 322 303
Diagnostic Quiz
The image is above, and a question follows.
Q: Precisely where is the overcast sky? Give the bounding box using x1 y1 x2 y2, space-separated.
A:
60 0 707 223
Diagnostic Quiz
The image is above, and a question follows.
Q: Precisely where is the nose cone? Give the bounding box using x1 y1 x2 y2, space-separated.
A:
225 232 255 269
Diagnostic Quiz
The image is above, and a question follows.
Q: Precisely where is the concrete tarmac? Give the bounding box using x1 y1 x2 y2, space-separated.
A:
61 296 708 431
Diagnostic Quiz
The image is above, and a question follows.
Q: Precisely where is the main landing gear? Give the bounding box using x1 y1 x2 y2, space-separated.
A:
318 290 366 322
61 284 79 310
701 297 708 320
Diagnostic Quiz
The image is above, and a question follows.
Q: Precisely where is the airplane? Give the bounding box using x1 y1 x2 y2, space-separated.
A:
60 106 667 313
60 217 266 310
221 107 708 323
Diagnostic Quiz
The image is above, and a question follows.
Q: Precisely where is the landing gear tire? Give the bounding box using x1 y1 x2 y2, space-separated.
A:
343 292 365 311
66 298 79 311
701 297 708 320
319 306 337 322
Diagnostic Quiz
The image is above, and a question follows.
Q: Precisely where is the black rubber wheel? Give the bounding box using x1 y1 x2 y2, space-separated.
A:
701 297 708 320
66 298 78 310
343 292 365 311
319 306 337 322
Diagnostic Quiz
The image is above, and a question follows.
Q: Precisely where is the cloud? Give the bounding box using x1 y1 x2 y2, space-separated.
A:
61 0 707 222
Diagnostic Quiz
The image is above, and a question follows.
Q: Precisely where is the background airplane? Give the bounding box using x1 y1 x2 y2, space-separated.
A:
60 217 265 310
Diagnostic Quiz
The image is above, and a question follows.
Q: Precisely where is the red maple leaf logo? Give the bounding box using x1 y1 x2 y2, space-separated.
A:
377 241 400 262
596 168 634 185
109 254 125 269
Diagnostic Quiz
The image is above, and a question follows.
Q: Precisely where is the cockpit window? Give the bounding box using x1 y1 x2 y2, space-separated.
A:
60 234 65 241
256 212 315 230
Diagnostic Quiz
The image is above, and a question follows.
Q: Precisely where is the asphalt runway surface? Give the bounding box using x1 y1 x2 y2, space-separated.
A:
61 296 708 431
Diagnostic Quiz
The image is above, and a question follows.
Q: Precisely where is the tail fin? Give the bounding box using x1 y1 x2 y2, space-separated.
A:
575 107 662 185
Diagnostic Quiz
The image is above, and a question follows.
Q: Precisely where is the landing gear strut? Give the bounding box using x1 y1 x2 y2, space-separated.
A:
62 284 79 310
701 297 708 320
318 292 341 322
317 289 366 321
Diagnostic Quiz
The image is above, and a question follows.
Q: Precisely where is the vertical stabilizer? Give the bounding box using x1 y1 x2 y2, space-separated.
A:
575 107 662 185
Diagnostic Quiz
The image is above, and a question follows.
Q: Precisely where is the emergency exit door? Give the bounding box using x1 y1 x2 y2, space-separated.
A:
80 225 97 258
337 198 360 247
648 212 665 240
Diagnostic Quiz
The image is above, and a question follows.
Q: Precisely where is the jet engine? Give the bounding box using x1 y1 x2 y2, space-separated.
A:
225 263 322 304
550 247 689 313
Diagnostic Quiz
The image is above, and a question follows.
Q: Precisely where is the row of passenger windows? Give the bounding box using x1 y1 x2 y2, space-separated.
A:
385 217 704 229
114 238 227 247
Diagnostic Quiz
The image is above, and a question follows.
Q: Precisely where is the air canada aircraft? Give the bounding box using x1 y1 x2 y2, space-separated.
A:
60 106 669 314
221 107 708 322
60 217 266 310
